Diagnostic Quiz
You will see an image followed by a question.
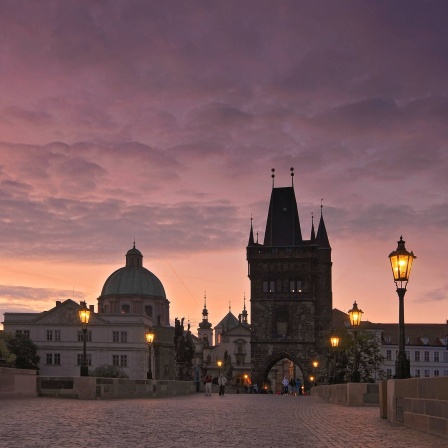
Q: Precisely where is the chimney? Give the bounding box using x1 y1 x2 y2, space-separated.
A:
56 301 61 306
89 305 94 313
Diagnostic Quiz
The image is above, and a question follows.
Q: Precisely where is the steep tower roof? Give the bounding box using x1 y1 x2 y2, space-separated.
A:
263 186 302 246
310 213 316 243
199 292 212 329
248 216 255 246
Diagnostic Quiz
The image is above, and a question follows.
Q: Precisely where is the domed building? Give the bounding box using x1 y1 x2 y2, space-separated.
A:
3 244 175 380
98 243 170 326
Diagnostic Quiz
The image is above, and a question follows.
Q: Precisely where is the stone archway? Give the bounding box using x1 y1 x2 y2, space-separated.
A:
258 350 306 388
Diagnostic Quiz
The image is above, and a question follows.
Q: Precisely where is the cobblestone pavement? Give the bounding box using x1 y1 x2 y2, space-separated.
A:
1 394 446 448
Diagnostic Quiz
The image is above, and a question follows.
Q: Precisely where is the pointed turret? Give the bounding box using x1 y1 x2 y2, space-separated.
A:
310 213 316 243
248 216 255 246
316 206 330 248
198 292 213 346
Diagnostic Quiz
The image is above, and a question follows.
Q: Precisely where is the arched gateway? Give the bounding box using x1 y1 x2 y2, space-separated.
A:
247 170 333 388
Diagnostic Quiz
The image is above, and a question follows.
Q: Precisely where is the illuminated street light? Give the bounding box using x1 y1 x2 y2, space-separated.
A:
330 333 340 383
389 236 416 379
78 302 91 377
348 301 363 383
145 330 155 379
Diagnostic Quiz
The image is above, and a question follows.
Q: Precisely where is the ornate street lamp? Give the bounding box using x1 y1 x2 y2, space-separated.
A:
348 301 363 382
145 330 155 379
389 236 416 379
78 302 91 377
312 360 318 386
217 359 223 375
330 333 340 383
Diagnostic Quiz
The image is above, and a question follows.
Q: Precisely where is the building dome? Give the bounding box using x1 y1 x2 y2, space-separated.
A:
100 243 166 299
101 266 166 298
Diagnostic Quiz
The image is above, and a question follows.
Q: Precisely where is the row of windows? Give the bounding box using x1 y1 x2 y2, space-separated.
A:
45 353 127 367
384 335 448 346
385 350 448 363
18 329 130 343
386 368 448 378
101 304 153 316
262 280 303 293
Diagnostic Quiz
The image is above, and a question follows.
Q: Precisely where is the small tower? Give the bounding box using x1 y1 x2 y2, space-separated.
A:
241 294 249 326
197 293 213 346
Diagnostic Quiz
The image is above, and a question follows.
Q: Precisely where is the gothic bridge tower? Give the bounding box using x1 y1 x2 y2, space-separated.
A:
246 169 332 386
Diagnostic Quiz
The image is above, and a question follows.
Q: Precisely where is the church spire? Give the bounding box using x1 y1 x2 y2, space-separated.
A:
199 291 212 330
241 293 248 325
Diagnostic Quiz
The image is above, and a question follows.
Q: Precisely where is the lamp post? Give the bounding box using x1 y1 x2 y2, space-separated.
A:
145 330 155 379
217 359 223 375
78 301 91 377
330 333 340 383
348 301 363 383
312 360 318 386
389 236 416 379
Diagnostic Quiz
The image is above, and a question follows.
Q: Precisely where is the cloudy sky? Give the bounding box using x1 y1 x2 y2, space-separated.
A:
1 0 447 330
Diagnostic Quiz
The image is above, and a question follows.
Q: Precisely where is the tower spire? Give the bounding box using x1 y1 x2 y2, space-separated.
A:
248 215 255 246
316 200 330 248
310 212 316 242
290 167 294 187
271 168 275 188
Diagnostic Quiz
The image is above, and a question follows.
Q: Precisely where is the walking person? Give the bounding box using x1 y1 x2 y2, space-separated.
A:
218 373 227 396
204 373 212 396
281 377 289 395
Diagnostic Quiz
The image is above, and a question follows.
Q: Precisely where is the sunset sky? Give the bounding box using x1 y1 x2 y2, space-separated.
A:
1 1 447 331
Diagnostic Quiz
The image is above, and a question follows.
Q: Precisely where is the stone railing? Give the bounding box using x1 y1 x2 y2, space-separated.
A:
311 383 379 407
381 377 448 439
0 366 38 398
37 376 196 399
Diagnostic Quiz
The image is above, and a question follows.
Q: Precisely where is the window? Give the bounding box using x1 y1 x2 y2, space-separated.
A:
424 369 430 378
424 351 430 362
120 331 127 343
434 370 440 377
386 368 392 378
77 354 92 366
78 331 92 342
414 351 420 362
385 336 391 343
54 354 61 365
289 280 302 293
443 352 448 363
405 350 410 359
269 281 275 293
54 330 61 341
262 281 268 293
112 355 119 366
121 304 130 314
46 354 53 365
386 350 392 360
443 370 448 377
16 329 30 338
46 330 53 341
120 355 127 367
434 352 439 362
113 331 120 342
145 305 153 317
415 369 420 378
